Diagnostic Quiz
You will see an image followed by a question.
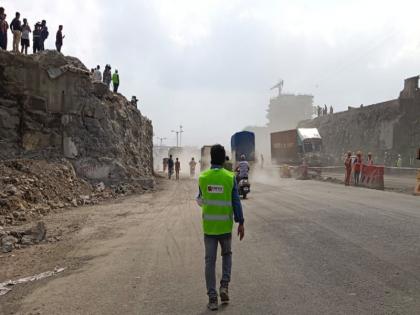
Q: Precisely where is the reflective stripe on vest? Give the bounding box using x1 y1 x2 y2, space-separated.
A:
203 214 233 221
202 199 232 207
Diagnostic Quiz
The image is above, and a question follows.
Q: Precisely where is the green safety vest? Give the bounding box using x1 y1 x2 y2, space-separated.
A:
112 73 119 84
199 168 234 235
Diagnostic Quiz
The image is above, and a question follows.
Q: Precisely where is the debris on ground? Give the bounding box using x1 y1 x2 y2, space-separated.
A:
1 221 47 253
0 159 156 228
0 159 115 227
0 266 66 296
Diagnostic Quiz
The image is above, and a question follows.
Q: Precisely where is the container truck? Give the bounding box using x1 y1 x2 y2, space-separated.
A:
271 128 322 166
231 131 255 165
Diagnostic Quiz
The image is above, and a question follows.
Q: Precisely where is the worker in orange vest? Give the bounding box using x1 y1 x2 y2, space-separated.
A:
344 151 352 186
353 151 363 186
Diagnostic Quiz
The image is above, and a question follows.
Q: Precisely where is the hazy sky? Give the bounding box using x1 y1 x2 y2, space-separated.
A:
3 0 420 147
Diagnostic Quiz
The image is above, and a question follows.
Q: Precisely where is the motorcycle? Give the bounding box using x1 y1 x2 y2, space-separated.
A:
237 176 251 199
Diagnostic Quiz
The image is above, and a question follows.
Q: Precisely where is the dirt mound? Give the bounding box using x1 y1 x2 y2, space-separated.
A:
0 159 115 226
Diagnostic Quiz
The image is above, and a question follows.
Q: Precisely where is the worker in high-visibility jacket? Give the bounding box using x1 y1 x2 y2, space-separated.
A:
197 144 245 311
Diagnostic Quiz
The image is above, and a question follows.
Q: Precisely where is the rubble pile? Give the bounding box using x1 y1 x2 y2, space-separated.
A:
0 159 116 227
0 222 46 253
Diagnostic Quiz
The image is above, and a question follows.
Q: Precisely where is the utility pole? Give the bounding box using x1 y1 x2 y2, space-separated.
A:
171 130 179 147
179 125 184 147
171 125 184 148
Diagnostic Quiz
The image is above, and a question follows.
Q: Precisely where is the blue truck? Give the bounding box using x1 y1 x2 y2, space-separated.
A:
231 131 256 164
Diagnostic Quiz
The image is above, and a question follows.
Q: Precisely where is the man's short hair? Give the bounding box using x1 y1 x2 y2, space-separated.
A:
211 144 226 166
16 12 20 17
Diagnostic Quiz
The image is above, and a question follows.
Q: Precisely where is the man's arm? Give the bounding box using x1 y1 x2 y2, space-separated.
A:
232 179 245 240
232 180 244 225
196 187 203 207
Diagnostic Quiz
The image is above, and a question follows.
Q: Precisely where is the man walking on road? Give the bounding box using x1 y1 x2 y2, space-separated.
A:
189 157 197 178
168 155 174 180
197 144 245 311
175 158 181 180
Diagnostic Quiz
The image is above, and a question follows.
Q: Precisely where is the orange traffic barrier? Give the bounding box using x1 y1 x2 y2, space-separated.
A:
361 165 384 190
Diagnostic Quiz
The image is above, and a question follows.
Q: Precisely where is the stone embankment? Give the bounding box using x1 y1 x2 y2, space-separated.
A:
299 76 420 167
0 50 154 233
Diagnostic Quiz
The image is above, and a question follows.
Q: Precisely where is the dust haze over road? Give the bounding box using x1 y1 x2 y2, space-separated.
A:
2 177 420 314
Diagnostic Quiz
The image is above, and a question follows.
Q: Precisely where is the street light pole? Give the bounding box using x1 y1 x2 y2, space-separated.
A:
179 125 184 147
171 130 179 147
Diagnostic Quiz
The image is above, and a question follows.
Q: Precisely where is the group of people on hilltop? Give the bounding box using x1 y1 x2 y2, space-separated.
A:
91 65 120 93
317 104 334 117
0 7 64 54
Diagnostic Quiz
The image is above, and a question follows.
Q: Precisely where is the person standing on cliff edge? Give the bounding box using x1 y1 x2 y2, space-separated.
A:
0 11 9 50
93 65 102 82
112 69 120 93
55 25 64 52
40 20 48 51
10 12 21 53
32 22 41 54
20 18 31 55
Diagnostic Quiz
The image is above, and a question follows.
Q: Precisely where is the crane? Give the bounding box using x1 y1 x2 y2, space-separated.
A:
271 79 284 97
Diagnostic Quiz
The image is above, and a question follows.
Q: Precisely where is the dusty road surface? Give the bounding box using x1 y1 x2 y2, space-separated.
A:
2 177 420 314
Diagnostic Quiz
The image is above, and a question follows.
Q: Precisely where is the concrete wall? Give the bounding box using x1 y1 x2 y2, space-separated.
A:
0 50 154 184
299 76 420 167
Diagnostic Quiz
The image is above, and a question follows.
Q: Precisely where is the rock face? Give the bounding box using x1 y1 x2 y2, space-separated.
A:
299 76 420 167
0 50 153 184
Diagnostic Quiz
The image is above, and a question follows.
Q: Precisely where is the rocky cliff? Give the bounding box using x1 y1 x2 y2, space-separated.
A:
0 50 153 185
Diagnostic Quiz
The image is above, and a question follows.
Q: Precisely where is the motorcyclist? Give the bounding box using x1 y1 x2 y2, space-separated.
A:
236 155 250 182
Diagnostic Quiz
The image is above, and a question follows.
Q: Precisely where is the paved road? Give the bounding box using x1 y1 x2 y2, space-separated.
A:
5 178 420 314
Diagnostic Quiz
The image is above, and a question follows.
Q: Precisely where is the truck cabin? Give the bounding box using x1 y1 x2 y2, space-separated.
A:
299 139 322 154
297 128 322 154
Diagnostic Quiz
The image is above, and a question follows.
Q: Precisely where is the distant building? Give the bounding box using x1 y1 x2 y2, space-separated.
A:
245 85 314 161
267 93 313 131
